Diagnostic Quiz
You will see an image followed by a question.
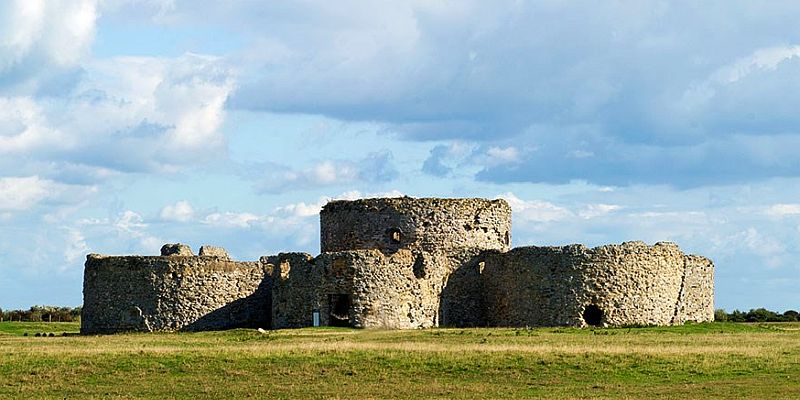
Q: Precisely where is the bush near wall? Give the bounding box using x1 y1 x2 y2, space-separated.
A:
0 306 81 322
715 308 798 322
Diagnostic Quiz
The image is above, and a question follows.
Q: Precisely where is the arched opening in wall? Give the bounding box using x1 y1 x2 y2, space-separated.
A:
582 304 604 327
328 294 351 327
386 227 402 244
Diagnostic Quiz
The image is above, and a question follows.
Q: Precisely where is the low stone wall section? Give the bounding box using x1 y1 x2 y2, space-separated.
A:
81 254 271 334
320 197 512 254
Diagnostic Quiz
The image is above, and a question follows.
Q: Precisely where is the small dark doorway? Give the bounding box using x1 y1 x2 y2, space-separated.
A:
583 304 604 327
386 227 402 244
328 294 351 327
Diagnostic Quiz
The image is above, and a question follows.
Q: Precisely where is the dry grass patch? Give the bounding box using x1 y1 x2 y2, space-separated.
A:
0 322 798 399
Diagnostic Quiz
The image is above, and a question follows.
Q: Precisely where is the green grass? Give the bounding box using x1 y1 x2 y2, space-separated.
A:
0 321 80 336
1 322 799 399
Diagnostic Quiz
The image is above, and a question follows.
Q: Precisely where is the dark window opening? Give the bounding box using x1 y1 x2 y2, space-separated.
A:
463 223 472 231
583 304 604 327
504 231 510 246
328 294 351 327
412 254 426 279
387 227 402 244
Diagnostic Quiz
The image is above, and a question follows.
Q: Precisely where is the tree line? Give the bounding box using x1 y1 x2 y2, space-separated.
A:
0 306 82 322
715 308 799 322
2 305 797 324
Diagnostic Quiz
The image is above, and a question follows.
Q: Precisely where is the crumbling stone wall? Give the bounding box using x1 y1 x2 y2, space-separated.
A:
672 255 715 324
320 197 511 253
480 242 714 327
80 197 715 333
269 249 483 329
81 253 271 334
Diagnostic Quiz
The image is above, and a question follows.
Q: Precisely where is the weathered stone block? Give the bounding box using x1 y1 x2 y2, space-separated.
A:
199 245 230 259
160 243 193 256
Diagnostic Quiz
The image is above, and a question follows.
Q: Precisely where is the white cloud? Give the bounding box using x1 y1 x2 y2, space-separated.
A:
0 97 68 154
276 189 405 218
578 204 621 219
76 53 234 152
682 45 800 111
713 45 800 85
765 204 800 218
0 0 97 75
115 210 147 233
203 212 260 228
276 201 324 218
497 192 572 223
255 152 397 193
0 176 56 211
114 210 162 251
1 52 235 183
309 161 359 185
486 146 520 163
731 227 786 268
160 200 195 222
422 142 476 177
63 227 89 264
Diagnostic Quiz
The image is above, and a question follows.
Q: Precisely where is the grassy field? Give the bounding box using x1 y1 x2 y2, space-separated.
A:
1 322 799 399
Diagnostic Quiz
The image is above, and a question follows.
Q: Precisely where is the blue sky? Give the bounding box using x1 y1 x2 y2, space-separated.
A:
1 1 799 311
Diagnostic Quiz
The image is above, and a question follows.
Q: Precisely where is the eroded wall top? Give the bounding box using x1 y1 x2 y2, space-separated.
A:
320 197 511 254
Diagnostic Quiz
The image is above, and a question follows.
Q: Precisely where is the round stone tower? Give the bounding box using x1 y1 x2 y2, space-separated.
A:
320 197 512 254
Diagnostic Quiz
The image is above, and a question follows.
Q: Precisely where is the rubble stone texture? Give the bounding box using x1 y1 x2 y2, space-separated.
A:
199 245 230 259
81 197 714 334
320 197 511 253
160 243 193 256
82 254 271 333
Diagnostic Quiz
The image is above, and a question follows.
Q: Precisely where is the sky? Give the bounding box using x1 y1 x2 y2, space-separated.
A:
1 0 799 311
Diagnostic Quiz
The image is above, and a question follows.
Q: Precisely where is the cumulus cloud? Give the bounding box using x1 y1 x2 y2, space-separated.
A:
497 192 572 223
275 189 404 218
0 0 98 93
476 125 800 188
0 176 54 211
114 210 162 251
103 1 800 187
203 212 260 229
0 51 235 184
63 227 90 265
578 204 621 219
252 151 398 193
160 200 195 222
764 204 800 218
421 142 474 177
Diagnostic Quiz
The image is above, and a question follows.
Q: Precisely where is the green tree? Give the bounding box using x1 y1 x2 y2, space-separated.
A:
729 310 746 322
745 308 779 322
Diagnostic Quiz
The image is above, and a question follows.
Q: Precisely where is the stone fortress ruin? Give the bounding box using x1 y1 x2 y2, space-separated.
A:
81 197 714 334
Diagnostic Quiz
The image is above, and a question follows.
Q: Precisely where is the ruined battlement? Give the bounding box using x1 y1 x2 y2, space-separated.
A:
81 197 714 334
320 197 511 253
480 241 714 327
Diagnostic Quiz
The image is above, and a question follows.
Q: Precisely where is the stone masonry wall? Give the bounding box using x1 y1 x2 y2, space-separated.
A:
480 242 714 327
673 255 715 324
81 254 271 334
269 248 486 329
320 197 511 254
81 197 715 333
